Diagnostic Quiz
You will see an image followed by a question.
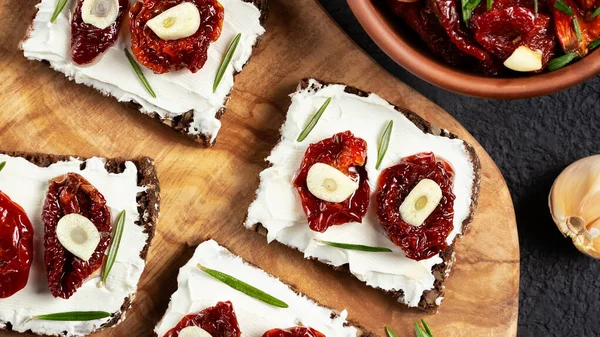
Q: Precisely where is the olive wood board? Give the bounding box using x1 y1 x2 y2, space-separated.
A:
0 0 519 336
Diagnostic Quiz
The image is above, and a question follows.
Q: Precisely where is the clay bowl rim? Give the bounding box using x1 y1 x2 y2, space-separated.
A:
346 0 600 99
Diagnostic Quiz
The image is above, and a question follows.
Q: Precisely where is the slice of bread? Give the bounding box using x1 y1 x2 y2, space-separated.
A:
20 0 268 146
154 239 375 337
245 79 481 313
0 150 160 336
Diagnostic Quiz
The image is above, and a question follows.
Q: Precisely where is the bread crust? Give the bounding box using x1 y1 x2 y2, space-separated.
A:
0 150 161 336
19 0 269 147
249 79 482 313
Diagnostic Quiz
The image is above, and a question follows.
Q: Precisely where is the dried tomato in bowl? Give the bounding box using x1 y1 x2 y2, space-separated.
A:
163 301 241 337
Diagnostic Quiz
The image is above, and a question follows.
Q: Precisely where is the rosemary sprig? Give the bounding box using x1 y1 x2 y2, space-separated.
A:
317 240 393 252
296 97 332 142
50 0 69 23
29 311 111 321
421 319 434 336
487 0 493 10
0 162 6 173
534 0 538 14
385 326 398 337
376 120 393 170
124 49 156 98
213 33 241 93
198 264 288 308
101 210 126 285
573 17 583 41
589 38 600 50
461 0 482 24
591 7 600 19
548 52 578 71
554 0 574 16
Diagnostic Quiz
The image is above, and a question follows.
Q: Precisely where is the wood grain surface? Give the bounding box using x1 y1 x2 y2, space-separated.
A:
0 0 519 336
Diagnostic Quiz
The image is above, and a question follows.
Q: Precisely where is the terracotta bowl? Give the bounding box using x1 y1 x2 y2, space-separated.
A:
347 0 600 99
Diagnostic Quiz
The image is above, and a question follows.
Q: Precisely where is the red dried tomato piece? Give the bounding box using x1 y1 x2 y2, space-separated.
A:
471 7 557 67
293 131 370 233
42 173 112 299
550 0 600 56
0 191 34 298
71 0 128 65
376 152 455 261
130 0 224 74
262 327 326 337
163 301 241 337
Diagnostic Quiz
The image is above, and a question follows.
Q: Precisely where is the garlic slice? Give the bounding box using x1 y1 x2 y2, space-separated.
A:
306 163 359 203
82 0 120 30
399 179 443 226
146 3 201 41
56 214 101 261
179 326 212 337
549 155 600 258
503 46 543 72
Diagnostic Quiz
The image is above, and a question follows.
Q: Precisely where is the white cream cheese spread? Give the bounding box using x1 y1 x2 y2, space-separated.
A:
0 155 147 336
21 0 265 143
154 240 360 337
246 80 476 307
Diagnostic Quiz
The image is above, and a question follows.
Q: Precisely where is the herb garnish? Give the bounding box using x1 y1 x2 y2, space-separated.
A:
125 49 156 98
548 52 578 71
198 264 289 308
213 33 241 93
589 38 600 50
487 0 493 10
29 311 111 322
296 97 332 142
0 162 6 173
591 7 600 19
376 120 393 170
554 0 575 16
385 326 398 337
51 0 69 23
414 320 435 337
573 17 583 41
534 0 539 14
101 210 126 285
317 240 393 252
461 0 482 24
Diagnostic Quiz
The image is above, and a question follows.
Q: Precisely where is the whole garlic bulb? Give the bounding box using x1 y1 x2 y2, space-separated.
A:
549 155 600 258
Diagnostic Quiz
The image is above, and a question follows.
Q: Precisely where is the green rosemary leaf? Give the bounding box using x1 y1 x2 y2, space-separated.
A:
101 210 126 285
213 33 241 93
414 322 428 337
534 0 539 14
317 240 393 252
487 0 493 10
554 0 574 16
573 17 583 41
0 162 6 173
51 0 69 23
376 120 393 170
296 97 332 142
31 311 111 321
589 38 600 50
421 319 435 336
198 264 288 308
591 7 600 19
385 326 398 337
461 0 482 24
124 49 156 98
548 52 578 71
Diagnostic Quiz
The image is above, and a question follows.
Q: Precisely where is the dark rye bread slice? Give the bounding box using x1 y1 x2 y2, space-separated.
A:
154 239 377 337
19 0 268 147
0 150 160 336
248 79 482 313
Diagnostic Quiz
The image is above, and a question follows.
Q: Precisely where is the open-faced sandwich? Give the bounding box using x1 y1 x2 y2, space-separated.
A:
20 0 267 146
246 79 481 312
155 239 372 337
0 151 160 336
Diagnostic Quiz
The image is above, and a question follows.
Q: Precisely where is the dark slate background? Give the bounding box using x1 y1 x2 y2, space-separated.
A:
317 1 600 336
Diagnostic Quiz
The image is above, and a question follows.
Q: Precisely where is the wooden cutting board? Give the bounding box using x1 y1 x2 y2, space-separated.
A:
0 0 519 336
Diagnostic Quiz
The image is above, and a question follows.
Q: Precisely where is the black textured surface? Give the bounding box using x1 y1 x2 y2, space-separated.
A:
317 1 600 336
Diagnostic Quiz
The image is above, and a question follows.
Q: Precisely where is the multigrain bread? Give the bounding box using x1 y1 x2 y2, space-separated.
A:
20 0 268 147
0 150 160 336
246 79 481 313
153 239 377 337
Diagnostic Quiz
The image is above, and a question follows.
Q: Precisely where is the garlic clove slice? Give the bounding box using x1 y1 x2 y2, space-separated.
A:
179 326 212 337
549 154 600 258
146 3 201 41
82 0 120 30
503 46 543 72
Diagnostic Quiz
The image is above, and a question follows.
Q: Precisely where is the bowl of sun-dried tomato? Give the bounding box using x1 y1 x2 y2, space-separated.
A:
347 0 600 99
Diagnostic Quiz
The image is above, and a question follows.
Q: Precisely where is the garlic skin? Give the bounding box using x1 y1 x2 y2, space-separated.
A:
549 155 600 258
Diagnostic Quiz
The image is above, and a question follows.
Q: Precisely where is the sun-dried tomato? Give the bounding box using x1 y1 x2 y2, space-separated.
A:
262 327 326 337
0 191 34 298
293 131 370 233
471 7 557 67
163 301 241 337
550 0 600 56
130 0 224 74
42 173 112 299
71 0 128 65
376 152 455 261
